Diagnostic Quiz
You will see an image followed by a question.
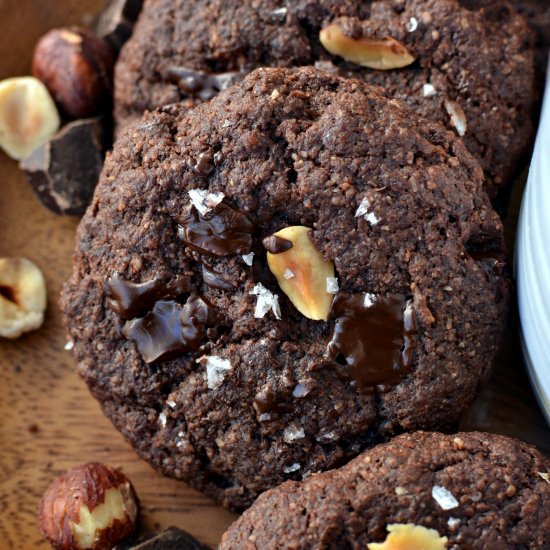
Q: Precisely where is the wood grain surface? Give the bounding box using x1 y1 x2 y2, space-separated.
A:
0 1 548 549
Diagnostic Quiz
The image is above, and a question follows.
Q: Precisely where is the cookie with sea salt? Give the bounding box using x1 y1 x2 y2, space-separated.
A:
62 67 509 511
114 0 536 197
220 432 550 549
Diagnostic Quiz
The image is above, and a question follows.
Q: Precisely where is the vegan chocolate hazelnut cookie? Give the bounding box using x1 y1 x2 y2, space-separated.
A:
114 0 536 197
63 67 509 511
220 432 550 549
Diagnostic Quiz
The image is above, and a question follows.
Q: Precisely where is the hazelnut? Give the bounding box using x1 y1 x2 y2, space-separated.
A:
39 462 138 550
0 77 60 160
0 257 47 339
367 524 448 550
265 226 336 321
319 24 415 70
32 28 115 119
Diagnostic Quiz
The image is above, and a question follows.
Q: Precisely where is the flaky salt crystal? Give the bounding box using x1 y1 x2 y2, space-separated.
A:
326 277 339 294
406 17 418 32
188 188 225 215
64 340 74 351
284 463 301 473
284 425 305 443
445 100 467 137
355 197 380 225
242 252 255 266
364 293 376 308
159 413 167 427
205 356 232 389
423 83 437 97
432 485 459 510
250 283 281 319
284 268 295 280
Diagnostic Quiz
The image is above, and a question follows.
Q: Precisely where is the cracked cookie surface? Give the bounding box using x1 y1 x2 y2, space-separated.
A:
63 67 509 510
114 0 536 196
220 432 550 549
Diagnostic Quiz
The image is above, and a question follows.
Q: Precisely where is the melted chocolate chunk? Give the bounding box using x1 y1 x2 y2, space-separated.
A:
469 250 506 279
105 274 192 320
122 295 216 363
164 66 247 102
326 294 417 392
202 265 235 291
187 151 214 176
179 203 254 257
262 235 293 254
253 385 291 418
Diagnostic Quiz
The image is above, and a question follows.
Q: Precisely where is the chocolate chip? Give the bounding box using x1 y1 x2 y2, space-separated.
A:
262 235 293 254
187 151 214 176
104 273 193 320
164 66 247 102
114 526 209 550
326 294 417 392
202 265 235 291
96 0 144 52
179 203 254 257
122 295 216 363
20 118 104 216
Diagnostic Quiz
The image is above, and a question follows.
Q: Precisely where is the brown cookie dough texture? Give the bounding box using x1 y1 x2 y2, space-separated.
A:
220 432 550 549
114 0 536 197
63 67 509 510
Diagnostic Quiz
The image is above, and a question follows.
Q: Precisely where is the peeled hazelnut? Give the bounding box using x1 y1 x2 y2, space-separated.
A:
32 27 115 119
0 257 47 339
0 77 60 160
265 226 335 321
367 524 448 550
319 24 415 70
39 462 138 550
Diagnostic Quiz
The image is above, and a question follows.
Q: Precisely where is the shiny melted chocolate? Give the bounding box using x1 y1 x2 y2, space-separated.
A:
326 294 417 392
164 66 247 102
104 274 192 320
122 295 216 363
262 235 293 254
469 250 506 279
179 203 254 257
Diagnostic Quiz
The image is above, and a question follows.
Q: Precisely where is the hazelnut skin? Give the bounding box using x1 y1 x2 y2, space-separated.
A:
39 462 139 550
32 27 115 119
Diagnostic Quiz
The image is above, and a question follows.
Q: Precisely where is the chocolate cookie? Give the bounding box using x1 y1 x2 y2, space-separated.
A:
220 432 550 549
62 67 509 511
114 0 535 197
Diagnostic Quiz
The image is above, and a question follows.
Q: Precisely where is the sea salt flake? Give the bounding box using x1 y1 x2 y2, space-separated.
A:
64 340 74 351
176 440 184 448
177 431 184 437
432 485 459 510
284 463 301 474
284 425 305 443
537 472 550 484
250 283 281 320
284 268 295 280
394 486 408 496
355 197 380 226
447 517 461 529
166 400 176 409
326 277 339 294
444 100 467 137
188 188 225 215
406 17 418 32
423 83 437 97
242 252 255 266
205 356 232 389
316 431 338 443
364 293 376 308
159 413 167 427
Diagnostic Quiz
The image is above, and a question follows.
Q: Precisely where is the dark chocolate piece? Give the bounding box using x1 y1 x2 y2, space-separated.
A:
96 0 144 52
179 203 254 257
262 235 293 254
326 294 417 391
122 295 215 363
202 266 235 291
187 151 214 176
115 527 209 550
20 118 104 216
104 274 192 320
165 66 247 102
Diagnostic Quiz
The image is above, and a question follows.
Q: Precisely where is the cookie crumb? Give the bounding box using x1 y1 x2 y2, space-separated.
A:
537 472 549 484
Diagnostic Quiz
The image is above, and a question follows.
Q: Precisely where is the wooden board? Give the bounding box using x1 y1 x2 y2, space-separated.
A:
0 2 548 548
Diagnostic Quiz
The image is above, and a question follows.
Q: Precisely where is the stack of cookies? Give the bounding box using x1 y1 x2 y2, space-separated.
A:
62 1 549 548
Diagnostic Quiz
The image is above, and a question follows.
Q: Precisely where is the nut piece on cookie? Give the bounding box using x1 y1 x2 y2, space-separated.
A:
319 24 415 70
32 27 115 119
0 77 60 160
0 257 47 339
264 226 335 321
367 524 448 550
39 462 138 550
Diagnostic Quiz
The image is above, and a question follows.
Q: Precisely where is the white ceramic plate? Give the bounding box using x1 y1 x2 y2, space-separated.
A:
517 56 550 425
